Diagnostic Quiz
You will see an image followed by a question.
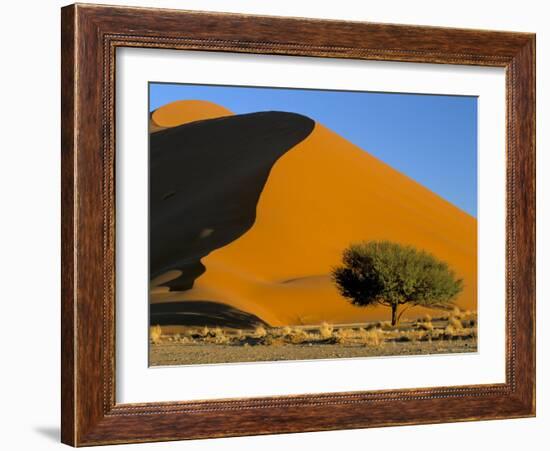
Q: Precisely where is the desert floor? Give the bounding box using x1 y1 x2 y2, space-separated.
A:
150 339 476 366
149 311 477 366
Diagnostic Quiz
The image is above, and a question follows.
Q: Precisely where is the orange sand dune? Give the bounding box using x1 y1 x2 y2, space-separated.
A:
151 101 477 327
151 99 233 129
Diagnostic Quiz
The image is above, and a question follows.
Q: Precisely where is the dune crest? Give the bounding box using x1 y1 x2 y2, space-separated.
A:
151 99 234 130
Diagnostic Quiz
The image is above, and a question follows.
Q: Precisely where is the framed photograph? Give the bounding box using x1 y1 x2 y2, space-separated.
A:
61 3 535 446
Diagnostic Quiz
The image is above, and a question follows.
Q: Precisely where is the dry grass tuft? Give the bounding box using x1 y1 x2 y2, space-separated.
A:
209 327 229 344
289 328 310 344
358 327 384 346
448 316 463 330
444 315 466 336
409 330 429 342
319 322 334 339
452 306 466 319
254 325 267 338
213 334 230 345
262 335 285 346
335 328 356 344
153 313 477 351
417 321 434 331
150 325 163 344
444 325 456 336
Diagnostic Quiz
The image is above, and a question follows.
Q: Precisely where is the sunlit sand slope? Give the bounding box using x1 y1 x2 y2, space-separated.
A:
150 101 477 327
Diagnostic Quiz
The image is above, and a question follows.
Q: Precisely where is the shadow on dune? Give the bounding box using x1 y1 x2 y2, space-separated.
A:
150 301 269 329
150 111 315 291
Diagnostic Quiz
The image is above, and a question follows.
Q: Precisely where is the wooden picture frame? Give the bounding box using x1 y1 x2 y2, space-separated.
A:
61 3 535 446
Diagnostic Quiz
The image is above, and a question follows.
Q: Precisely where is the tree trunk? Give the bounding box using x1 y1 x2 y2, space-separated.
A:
391 304 398 326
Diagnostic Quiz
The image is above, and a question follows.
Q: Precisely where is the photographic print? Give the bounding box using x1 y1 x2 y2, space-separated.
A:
61 6 536 443
148 83 478 366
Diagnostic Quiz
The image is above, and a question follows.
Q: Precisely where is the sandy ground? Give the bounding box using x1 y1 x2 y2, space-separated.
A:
150 338 477 366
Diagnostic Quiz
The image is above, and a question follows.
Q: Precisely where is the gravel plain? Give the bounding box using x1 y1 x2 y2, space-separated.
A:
150 338 477 366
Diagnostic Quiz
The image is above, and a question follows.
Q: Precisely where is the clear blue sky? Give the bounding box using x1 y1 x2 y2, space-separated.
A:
150 83 477 217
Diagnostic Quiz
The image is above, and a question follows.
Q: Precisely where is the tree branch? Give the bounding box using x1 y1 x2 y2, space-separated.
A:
397 304 412 322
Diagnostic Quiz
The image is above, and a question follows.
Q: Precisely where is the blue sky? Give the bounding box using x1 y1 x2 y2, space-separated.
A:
150 83 477 217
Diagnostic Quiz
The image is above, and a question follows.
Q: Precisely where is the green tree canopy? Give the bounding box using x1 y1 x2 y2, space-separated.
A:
332 241 463 326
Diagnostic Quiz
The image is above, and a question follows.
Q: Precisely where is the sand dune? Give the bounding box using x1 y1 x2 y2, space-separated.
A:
150 100 477 327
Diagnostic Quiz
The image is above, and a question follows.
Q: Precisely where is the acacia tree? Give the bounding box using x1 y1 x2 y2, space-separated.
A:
332 241 463 326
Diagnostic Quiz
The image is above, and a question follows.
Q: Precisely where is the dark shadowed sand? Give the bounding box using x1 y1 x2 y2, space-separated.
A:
149 111 315 291
150 301 268 329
